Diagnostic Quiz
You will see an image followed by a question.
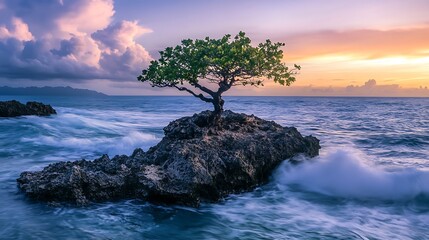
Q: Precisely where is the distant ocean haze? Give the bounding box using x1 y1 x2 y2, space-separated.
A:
0 86 107 97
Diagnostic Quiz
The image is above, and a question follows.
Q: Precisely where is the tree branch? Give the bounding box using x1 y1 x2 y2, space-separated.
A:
190 81 216 96
217 77 234 94
174 85 213 103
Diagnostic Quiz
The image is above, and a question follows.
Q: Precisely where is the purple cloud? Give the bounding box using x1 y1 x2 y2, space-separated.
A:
0 0 152 82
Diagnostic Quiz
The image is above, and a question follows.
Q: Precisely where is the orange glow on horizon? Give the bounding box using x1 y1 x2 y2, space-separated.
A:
279 25 429 90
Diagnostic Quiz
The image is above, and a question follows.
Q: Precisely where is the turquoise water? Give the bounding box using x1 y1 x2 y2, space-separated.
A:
0 96 428 239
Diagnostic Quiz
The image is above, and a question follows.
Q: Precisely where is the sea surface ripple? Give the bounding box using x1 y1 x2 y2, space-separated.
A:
0 96 428 239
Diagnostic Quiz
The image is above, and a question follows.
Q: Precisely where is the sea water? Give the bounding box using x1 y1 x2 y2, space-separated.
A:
0 96 428 239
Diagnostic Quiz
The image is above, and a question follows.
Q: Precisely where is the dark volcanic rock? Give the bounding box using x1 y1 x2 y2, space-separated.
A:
17 110 320 207
0 100 56 117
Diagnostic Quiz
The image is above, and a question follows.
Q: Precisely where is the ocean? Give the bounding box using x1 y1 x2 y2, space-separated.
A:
0 96 428 239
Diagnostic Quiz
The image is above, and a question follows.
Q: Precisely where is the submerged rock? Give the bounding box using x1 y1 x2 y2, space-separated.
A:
0 100 56 117
17 110 320 207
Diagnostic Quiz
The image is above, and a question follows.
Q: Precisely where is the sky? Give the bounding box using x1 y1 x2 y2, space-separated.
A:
0 0 428 96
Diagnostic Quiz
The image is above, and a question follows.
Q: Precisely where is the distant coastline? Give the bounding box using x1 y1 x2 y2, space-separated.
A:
0 86 107 97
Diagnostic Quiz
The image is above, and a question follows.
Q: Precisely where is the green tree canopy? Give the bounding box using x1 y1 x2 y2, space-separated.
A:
138 31 300 114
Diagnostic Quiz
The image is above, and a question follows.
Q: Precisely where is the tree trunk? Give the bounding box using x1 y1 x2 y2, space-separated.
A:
211 94 224 125
212 94 224 114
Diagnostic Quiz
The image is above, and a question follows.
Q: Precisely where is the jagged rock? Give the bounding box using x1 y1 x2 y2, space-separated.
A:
17 110 320 207
0 100 56 117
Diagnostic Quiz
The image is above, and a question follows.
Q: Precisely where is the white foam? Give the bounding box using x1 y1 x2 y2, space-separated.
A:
20 107 172 133
276 148 429 201
15 107 167 156
21 131 158 156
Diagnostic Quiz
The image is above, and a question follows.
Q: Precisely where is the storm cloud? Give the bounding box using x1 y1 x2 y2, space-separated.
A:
0 0 152 82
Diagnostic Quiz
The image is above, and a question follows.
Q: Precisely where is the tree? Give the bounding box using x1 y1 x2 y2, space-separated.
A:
138 31 300 115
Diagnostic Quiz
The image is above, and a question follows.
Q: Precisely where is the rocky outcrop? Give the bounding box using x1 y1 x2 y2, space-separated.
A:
17 110 320 207
0 100 56 117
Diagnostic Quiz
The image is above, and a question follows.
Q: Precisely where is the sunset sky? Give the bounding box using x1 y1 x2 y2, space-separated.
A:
0 0 428 96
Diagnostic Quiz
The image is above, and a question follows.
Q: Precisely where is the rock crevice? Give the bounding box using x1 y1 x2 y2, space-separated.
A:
17 110 320 206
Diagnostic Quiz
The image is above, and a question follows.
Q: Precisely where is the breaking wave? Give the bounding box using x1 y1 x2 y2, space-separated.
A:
17 107 162 156
276 148 429 201
21 131 158 156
